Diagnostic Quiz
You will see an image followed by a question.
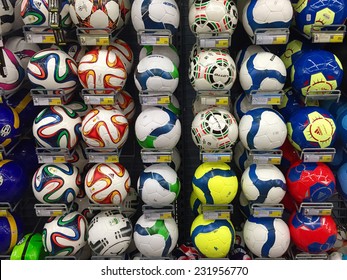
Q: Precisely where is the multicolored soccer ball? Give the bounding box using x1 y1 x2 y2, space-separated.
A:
190 213 235 258
131 0 180 34
191 108 238 150
0 160 28 204
27 49 79 95
21 0 72 28
81 106 129 150
65 99 92 118
242 0 293 38
0 0 14 35
137 163 180 207
189 48 237 94
42 211 88 256
286 106 337 151
32 163 81 204
286 161 336 204
0 212 24 255
241 163 287 204
0 48 25 94
134 54 179 93
139 44 180 68
294 0 346 36
291 50 344 97
192 162 238 205
133 214 178 258
135 106 181 149
69 0 120 31
239 52 287 95
289 210 337 253
32 105 82 150
111 90 136 122
88 210 133 255
84 162 130 205
78 48 127 94
188 0 238 35
0 104 21 148
238 108 287 150
243 215 290 258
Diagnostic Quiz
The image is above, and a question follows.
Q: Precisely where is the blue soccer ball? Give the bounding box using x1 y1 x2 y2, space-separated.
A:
291 50 344 97
239 52 287 95
0 212 24 255
294 0 347 36
335 108 347 149
242 0 293 38
337 163 347 200
287 106 337 151
0 104 22 148
235 44 268 72
275 87 303 122
241 163 287 204
131 0 180 34
238 108 287 150
243 215 290 258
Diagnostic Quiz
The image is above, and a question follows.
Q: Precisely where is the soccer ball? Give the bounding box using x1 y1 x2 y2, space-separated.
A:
0 104 21 148
139 44 180 68
133 214 178 258
0 160 28 204
291 50 344 97
190 191 202 216
78 48 127 94
21 0 71 28
81 106 129 150
337 163 347 200
27 49 79 95
287 106 337 151
4 36 41 68
239 52 286 95
233 141 251 172
274 87 303 122
189 48 237 94
113 90 136 122
242 0 293 38
69 0 120 31
88 210 132 255
137 163 181 207
65 100 92 118
131 0 180 34
113 0 131 29
32 105 82 150
192 162 238 204
289 210 337 253
135 106 181 149
294 0 346 36
121 187 139 218
55 43 89 63
235 44 268 72
0 212 24 254
243 215 290 258
190 213 235 258
0 0 14 35
233 92 272 122
188 0 238 35
238 108 287 150
191 107 238 150
286 161 336 204
32 163 81 204
134 54 179 93
0 48 25 94
84 162 130 205
241 163 287 204
42 211 88 256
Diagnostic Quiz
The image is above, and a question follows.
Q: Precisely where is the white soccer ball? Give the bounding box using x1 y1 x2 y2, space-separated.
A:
131 0 180 34
235 44 268 72
189 0 238 35
241 163 287 204
191 107 238 150
243 215 290 258
139 44 180 68
137 163 180 207
84 162 130 205
238 107 287 150
189 48 237 94
88 210 132 255
32 163 81 204
242 0 293 38
239 52 286 95
133 214 178 258
135 106 181 149
134 54 179 93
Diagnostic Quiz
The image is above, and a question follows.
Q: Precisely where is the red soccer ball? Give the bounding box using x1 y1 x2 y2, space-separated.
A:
286 161 336 204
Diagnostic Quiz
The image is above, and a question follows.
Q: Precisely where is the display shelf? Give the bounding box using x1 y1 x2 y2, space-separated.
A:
34 203 72 217
139 92 173 106
300 148 336 163
304 89 341 104
142 204 174 220
251 204 284 218
87 204 121 213
199 149 233 163
253 28 290 45
201 204 233 220
298 202 334 216
30 88 72 106
137 29 172 46
35 147 73 164
195 94 231 107
23 25 67 45
295 253 328 260
140 148 174 164
84 147 120 163
82 88 121 105
196 32 231 49
248 149 283 165
249 90 284 106
293 24 346 44
76 27 123 46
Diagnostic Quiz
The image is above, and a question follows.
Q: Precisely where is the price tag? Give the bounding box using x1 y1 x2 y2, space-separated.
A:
157 155 171 163
215 39 229 48
157 96 170 104
51 210 63 216
204 211 230 220
272 36 287 44
201 154 232 163
254 209 283 218
304 208 332 216
96 37 110 45
144 211 172 220
105 155 119 163
42 35 56 44
88 154 119 163
0 210 8 217
303 153 334 163
215 97 229 105
156 37 169 45
313 32 344 43
53 156 66 163
329 34 344 43
252 155 282 165
36 208 62 217
49 98 62 105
